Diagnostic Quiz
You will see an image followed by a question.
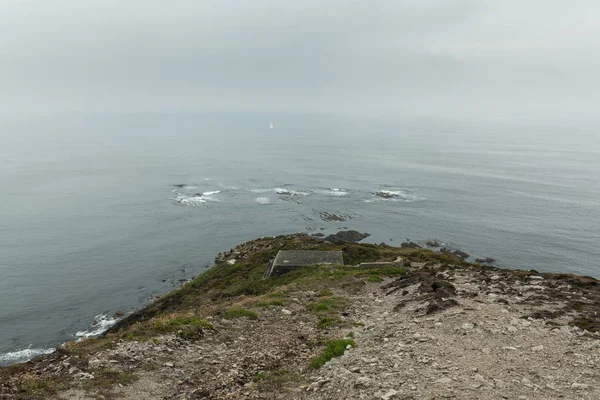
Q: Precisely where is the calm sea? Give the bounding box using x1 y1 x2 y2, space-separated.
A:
1 113 599 365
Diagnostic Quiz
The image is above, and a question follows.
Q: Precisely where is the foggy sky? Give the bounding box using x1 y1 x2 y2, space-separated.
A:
1 0 599 120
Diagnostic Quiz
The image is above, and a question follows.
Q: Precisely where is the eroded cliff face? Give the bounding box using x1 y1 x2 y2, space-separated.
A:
1 233 599 399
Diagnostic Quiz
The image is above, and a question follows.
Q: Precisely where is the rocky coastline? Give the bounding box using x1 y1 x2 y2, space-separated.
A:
1 233 599 399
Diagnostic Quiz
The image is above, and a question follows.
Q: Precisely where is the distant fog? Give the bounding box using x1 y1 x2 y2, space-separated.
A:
1 1 599 123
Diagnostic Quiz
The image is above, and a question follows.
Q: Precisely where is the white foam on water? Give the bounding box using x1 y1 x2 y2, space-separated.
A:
172 184 198 191
175 194 207 205
321 188 348 196
274 187 311 196
249 188 273 193
75 314 118 339
371 189 426 203
250 187 311 196
0 347 55 366
174 190 221 205
255 197 271 205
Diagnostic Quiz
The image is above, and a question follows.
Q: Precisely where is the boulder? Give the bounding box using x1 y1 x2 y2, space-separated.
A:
324 230 370 243
440 248 470 260
374 191 396 199
401 241 422 249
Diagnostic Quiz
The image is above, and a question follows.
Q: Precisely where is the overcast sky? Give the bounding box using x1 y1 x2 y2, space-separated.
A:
1 0 599 121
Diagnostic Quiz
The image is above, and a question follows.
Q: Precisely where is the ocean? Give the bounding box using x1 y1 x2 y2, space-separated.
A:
1 113 599 365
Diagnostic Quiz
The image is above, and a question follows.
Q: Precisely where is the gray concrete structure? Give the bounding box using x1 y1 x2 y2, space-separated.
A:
264 250 344 278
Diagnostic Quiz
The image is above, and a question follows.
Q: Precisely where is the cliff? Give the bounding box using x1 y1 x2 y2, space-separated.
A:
1 233 599 399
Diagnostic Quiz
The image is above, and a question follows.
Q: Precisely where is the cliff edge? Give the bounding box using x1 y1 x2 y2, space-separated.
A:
1 233 599 399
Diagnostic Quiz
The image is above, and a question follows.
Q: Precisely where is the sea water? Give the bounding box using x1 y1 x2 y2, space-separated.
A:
1 113 599 365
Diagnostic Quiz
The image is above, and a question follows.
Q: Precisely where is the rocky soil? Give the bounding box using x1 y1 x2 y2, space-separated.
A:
295 266 600 399
1 234 599 400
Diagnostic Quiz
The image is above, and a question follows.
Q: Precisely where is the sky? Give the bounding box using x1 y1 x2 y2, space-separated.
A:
1 0 599 121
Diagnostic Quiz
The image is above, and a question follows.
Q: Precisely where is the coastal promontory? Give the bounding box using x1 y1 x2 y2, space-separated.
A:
1 233 599 399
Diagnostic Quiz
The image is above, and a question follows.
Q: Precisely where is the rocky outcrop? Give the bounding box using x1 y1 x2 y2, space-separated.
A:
324 230 370 243
476 257 497 263
441 247 470 260
1 234 599 400
401 241 422 249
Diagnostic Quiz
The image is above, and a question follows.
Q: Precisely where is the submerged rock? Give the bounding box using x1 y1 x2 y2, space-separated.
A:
476 257 497 264
318 211 354 222
374 191 397 199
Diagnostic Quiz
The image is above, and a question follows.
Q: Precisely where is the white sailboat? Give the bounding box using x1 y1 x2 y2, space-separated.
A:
269 122 274 130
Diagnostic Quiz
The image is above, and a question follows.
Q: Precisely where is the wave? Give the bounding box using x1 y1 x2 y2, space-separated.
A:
255 197 271 205
75 314 118 339
321 188 348 196
172 184 198 190
249 188 273 193
0 313 120 366
174 190 221 205
0 346 55 366
367 189 426 203
249 187 311 196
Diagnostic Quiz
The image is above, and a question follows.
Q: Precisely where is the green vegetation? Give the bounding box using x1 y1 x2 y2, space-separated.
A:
152 316 214 339
224 308 259 320
308 339 356 370
18 377 63 397
366 275 383 282
108 234 418 335
255 299 285 308
310 296 347 312
58 337 115 356
317 316 343 329
308 295 348 329
264 291 286 298
253 372 266 382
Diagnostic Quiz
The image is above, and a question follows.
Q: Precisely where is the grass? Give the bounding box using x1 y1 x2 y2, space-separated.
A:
152 316 214 339
255 299 285 308
18 377 63 397
310 297 347 312
317 316 343 330
264 291 286 298
308 339 356 370
308 295 348 329
58 337 115 356
253 372 266 382
224 308 259 320
366 275 383 283
106 234 421 336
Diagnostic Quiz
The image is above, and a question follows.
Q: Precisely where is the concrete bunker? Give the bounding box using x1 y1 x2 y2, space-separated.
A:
264 250 344 278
